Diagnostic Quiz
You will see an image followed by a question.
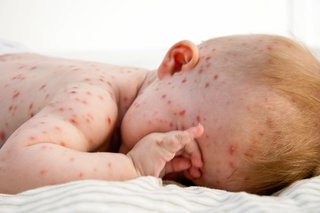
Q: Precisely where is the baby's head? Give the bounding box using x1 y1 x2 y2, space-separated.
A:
121 34 320 195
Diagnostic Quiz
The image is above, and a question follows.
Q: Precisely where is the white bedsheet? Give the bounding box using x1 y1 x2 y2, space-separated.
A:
1 176 320 213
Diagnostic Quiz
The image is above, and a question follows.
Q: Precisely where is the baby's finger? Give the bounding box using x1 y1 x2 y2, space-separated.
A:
185 123 204 139
160 124 204 154
162 157 191 177
184 166 202 180
183 140 203 168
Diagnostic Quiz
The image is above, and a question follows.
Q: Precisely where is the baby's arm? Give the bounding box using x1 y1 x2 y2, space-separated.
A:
0 84 139 193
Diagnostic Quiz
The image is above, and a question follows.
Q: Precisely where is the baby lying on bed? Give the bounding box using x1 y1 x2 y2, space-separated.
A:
0 34 320 195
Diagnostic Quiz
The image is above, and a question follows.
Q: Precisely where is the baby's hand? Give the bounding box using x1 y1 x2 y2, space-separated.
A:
127 124 204 178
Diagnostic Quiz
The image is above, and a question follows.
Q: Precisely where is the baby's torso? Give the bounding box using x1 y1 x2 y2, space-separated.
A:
0 53 147 151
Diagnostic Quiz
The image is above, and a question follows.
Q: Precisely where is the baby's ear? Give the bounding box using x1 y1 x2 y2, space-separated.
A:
157 40 199 79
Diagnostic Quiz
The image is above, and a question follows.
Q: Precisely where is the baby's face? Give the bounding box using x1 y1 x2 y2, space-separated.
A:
121 35 293 191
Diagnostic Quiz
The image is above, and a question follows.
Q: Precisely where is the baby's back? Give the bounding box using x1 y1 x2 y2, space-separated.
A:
0 53 140 150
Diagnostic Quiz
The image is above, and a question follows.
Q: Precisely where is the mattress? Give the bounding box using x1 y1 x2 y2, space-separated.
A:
0 176 320 212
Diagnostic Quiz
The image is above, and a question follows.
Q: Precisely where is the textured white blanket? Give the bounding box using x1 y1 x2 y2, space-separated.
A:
1 176 320 213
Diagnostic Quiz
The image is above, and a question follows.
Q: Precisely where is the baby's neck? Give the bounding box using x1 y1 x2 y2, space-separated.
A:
113 67 155 124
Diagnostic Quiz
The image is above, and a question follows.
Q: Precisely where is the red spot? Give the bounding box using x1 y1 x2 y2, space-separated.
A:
12 91 20 99
8 105 13 111
266 118 273 128
41 145 47 150
213 74 219 80
161 94 166 99
179 110 186 116
244 151 254 158
204 82 210 88
107 81 112 87
0 131 6 141
39 169 47 176
228 144 237 155
30 66 37 70
244 176 250 181
79 172 84 178
181 78 187 83
196 115 201 122
106 117 112 125
39 84 47 90
29 136 37 141
267 59 274 65
88 139 94 145
60 141 66 146
69 118 78 126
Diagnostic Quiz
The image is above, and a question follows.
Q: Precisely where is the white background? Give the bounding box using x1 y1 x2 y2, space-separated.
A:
0 0 318 68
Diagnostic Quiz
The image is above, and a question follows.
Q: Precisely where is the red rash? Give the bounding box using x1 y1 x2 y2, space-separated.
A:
179 110 186 116
39 170 47 176
0 131 5 141
12 91 20 99
39 84 47 90
30 66 37 70
228 144 237 156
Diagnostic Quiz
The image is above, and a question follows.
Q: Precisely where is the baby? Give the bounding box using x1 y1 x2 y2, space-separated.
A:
0 34 320 195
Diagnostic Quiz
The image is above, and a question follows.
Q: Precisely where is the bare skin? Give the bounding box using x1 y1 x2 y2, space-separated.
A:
0 35 296 194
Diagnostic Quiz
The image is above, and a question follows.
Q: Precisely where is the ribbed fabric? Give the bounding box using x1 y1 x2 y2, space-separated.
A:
1 176 319 213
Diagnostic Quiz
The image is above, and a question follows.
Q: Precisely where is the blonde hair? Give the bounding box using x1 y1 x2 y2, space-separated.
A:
232 36 320 195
